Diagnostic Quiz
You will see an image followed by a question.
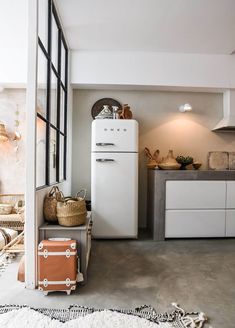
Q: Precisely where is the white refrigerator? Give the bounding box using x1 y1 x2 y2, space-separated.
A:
91 119 138 238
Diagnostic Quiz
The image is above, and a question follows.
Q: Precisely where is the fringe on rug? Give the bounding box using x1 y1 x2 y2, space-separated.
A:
172 303 207 328
0 303 208 327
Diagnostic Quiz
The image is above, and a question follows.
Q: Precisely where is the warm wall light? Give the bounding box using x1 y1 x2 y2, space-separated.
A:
13 131 21 141
0 123 9 142
179 103 193 113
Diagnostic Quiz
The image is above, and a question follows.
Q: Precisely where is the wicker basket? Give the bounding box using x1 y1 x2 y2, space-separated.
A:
43 187 64 223
0 194 24 213
0 194 25 231
57 190 87 227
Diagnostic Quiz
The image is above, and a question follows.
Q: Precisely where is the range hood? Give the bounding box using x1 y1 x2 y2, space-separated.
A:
212 90 235 132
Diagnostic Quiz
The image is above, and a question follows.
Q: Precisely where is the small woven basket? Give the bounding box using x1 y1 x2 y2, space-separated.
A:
43 186 64 223
57 190 87 227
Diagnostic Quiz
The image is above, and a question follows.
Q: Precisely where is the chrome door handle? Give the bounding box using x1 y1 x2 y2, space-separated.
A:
96 143 114 146
96 159 115 162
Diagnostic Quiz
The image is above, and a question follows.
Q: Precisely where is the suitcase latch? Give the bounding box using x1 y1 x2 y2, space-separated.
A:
43 279 48 287
66 249 71 258
66 278 71 286
43 249 48 258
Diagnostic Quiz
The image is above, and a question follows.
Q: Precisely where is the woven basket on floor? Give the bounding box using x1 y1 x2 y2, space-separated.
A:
57 190 87 227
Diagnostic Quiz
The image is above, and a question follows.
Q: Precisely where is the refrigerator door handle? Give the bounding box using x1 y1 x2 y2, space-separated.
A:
96 143 115 146
96 158 115 162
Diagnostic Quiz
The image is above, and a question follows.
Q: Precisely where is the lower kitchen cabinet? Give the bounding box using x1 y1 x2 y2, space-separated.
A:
165 210 226 238
147 170 235 240
166 181 226 209
226 210 235 237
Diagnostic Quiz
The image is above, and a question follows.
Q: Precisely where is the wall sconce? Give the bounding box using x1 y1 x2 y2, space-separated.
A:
0 122 21 143
13 131 21 141
179 103 192 113
0 123 9 142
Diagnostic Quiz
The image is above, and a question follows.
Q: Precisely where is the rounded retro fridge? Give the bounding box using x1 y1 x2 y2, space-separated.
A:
91 119 138 238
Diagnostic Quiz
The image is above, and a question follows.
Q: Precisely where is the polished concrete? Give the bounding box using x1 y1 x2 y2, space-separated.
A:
0 238 235 328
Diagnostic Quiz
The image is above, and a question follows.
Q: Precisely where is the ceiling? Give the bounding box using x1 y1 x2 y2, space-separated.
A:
55 0 235 54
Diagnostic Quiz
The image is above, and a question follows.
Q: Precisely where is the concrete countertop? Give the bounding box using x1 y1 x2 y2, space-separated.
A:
148 169 235 180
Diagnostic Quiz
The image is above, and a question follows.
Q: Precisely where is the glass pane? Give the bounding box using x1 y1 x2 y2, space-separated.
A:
61 41 66 86
37 47 47 118
38 0 48 50
36 117 46 187
51 14 58 70
60 87 65 132
59 135 64 181
49 127 57 184
50 69 57 126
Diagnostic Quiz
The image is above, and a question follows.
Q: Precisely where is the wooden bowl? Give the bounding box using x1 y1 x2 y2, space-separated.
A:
158 163 181 170
193 162 202 170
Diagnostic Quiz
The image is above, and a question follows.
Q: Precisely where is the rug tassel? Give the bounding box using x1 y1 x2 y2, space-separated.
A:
172 303 207 328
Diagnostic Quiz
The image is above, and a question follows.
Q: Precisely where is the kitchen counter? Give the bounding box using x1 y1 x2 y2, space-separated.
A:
147 169 235 241
148 169 235 180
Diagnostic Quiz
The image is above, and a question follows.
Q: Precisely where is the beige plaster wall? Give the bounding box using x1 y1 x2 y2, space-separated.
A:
0 89 26 194
72 89 235 227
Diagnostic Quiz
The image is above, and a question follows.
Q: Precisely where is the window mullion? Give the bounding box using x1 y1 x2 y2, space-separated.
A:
56 28 62 182
45 0 52 185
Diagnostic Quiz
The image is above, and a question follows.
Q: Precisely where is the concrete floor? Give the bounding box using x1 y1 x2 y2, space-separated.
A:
0 238 235 328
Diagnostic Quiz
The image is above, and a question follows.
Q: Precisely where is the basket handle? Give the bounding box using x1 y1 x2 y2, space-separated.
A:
76 189 87 200
56 190 65 201
48 186 60 197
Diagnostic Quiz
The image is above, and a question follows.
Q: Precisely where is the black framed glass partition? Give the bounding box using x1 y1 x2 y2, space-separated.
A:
36 0 68 188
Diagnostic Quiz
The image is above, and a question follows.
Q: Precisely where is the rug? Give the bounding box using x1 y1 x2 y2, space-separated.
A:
0 304 207 327
0 253 21 278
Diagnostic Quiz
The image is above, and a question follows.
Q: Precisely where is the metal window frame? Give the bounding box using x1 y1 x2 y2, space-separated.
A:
36 0 68 189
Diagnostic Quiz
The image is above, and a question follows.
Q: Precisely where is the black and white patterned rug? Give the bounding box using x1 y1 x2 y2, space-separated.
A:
0 304 207 327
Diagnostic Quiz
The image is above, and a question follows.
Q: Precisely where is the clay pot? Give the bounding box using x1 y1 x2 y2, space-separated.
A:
118 104 133 119
159 150 181 170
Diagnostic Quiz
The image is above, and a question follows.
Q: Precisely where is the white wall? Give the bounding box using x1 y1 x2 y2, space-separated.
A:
71 51 235 90
72 89 235 227
0 0 28 86
0 89 26 193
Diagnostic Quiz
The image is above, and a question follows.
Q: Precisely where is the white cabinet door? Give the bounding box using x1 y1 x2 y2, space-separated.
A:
166 181 226 209
226 210 235 236
91 152 138 238
226 181 235 208
165 210 226 238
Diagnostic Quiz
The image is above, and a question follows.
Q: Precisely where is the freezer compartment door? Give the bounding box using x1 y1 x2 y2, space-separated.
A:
92 119 138 152
91 152 138 238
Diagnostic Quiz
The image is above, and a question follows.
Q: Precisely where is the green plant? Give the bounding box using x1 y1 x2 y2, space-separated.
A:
176 156 193 165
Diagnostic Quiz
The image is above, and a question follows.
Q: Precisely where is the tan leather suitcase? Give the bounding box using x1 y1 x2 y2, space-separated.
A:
38 239 77 295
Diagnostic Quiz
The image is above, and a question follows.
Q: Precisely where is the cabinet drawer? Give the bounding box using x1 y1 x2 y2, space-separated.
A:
165 210 226 237
166 181 226 209
226 181 235 208
226 210 235 237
